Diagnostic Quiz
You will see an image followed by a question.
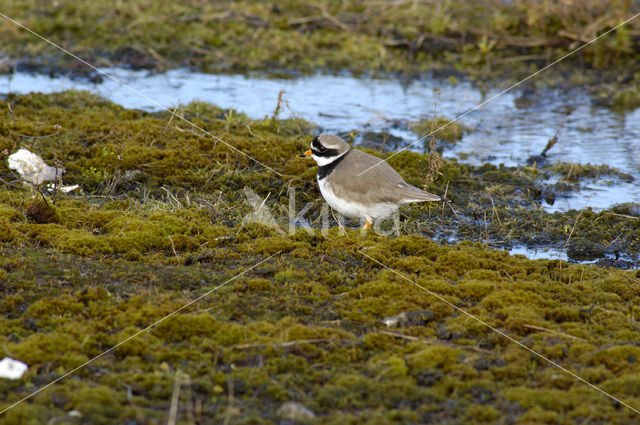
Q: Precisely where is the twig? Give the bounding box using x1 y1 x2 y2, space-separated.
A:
446 202 461 221
258 188 273 211
440 180 461 221
604 232 623 249
487 190 503 227
492 54 548 64
522 324 587 342
34 185 51 207
483 210 489 244
99 171 120 208
441 180 449 216
167 235 180 261
424 88 443 184
222 378 236 425
318 111 349 118
283 98 304 135
564 209 585 249
377 330 491 354
231 338 330 350
328 207 348 237
564 162 575 182
310 2 350 31
163 105 179 133
182 373 195 425
167 370 182 425
540 107 572 157
271 89 285 121
245 124 264 141
0 175 22 188
52 154 61 205
287 15 324 26
147 47 169 70
162 186 184 208
594 212 639 222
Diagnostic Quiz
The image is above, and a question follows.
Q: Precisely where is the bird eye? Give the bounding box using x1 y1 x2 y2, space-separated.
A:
311 136 326 152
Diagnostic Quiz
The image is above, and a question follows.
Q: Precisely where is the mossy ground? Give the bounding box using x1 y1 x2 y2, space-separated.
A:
411 116 466 144
2 0 640 107
1 91 640 424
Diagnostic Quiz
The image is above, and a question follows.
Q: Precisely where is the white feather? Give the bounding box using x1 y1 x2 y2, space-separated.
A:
311 152 345 166
318 178 398 220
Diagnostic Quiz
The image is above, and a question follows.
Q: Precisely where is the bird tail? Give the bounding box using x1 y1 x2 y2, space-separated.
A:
399 185 441 203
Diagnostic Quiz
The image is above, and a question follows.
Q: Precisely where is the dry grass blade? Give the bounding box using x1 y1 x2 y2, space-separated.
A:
424 88 444 185
564 209 585 249
167 370 183 425
487 189 503 227
522 324 587 342
594 212 639 221
377 330 491 354
231 338 331 350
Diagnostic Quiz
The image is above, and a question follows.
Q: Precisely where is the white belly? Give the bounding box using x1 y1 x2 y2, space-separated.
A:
318 178 398 220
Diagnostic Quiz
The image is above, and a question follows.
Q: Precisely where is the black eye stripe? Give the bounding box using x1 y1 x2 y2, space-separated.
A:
311 136 325 151
313 148 340 157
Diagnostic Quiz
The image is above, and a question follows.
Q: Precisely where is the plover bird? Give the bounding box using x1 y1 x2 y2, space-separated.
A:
301 134 441 229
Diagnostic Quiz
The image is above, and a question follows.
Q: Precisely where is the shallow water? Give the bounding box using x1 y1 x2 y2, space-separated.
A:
509 245 568 262
2 68 640 213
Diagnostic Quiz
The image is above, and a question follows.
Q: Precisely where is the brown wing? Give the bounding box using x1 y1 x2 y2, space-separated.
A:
327 149 441 204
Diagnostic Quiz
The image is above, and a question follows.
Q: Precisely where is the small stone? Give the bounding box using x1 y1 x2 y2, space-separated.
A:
277 401 316 420
0 357 28 379
123 169 143 180
382 310 435 327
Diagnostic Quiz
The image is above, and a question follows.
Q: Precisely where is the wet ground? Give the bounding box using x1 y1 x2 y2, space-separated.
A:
4 68 639 215
3 68 639 266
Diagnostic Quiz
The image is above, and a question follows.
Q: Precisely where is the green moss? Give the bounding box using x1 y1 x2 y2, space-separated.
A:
410 116 466 143
595 75 640 111
8 331 86 367
0 218 14 242
613 86 640 110
516 406 561 424
504 387 575 411
465 404 501 423
407 345 462 371
0 404 57 425
548 162 635 183
0 206 21 221
69 385 125 425
1 91 640 424
587 345 640 373
26 294 85 319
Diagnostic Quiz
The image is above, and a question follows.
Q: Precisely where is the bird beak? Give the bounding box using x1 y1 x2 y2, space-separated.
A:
299 150 313 158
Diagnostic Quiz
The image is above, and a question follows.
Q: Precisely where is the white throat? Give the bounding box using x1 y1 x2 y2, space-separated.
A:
312 150 348 167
